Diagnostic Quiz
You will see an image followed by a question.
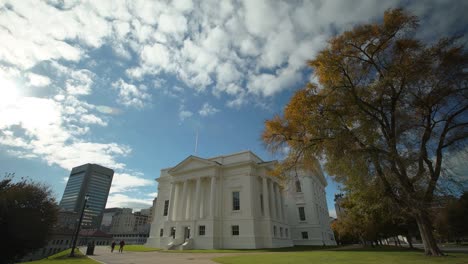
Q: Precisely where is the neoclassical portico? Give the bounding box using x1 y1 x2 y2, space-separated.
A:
146 151 335 250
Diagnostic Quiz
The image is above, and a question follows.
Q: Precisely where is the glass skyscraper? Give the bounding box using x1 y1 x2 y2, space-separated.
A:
59 164 114 229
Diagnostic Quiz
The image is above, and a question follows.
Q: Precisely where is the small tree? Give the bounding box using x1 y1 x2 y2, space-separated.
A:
0 174 59 263
263 8 467 256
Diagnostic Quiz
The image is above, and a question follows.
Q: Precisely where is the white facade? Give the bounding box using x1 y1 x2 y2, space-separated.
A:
146 151 335 249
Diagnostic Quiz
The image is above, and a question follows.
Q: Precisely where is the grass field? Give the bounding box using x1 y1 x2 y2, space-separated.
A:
122 244 161 252
163 245 338 253
213 247 468 264
23 249 99 264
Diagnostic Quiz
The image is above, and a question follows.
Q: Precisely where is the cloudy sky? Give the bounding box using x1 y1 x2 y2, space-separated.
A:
1 0 467 215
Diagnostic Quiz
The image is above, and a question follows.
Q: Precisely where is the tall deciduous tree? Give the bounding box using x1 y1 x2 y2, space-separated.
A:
0 174 59 263
263 9 467 256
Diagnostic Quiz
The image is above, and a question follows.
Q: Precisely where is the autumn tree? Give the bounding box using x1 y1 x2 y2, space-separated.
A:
0 174 59 263
263 9 467 256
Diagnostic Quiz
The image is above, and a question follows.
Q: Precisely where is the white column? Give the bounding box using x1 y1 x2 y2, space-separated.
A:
274 183 281 221
262 177 270 218
268 180 276 219
193 178 201 219
169 182 176 221
280 192 286 221
277 185 284 222
210 176 216 218
199 179 205 219
180 180 188 220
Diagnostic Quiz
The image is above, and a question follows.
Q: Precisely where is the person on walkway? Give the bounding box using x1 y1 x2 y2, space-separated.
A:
119 240 125 253
111 241 116 252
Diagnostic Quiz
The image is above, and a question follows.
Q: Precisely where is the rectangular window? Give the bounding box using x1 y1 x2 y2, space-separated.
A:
163 200 169 216
295 180 302 192
280 227 283 237
285 228 289 238
260 194 264 215
170 227 176 239
301 231 309 239
199 225 205 236
298 207 306 221
232 191 240 211
273 225 277 237
160 228 164 237
232 225 239 236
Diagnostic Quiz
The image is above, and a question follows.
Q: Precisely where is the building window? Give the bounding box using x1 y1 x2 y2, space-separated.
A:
260 194 264 215
295 180 302 192
298 207 306 221
199 225 205 236
160 228 164 237
163 200 169 216
232 191 240 211
280 227 283 237
232 225 239 236
285 228 289 238
170 227 176 239
273 226 277 237
301 231 309 239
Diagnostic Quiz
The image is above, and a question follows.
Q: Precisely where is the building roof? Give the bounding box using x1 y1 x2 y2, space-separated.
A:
79 229 113 238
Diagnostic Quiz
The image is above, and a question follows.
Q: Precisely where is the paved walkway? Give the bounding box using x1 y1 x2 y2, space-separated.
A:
85 246 248 264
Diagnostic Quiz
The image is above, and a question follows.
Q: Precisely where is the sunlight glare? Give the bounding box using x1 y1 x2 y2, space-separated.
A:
0 76 21 105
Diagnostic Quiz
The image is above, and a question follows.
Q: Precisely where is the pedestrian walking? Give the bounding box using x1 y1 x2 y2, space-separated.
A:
111 241 116 252
119 240 125 253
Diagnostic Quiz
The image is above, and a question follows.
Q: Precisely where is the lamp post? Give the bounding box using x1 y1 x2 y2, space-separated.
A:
69 194 89 257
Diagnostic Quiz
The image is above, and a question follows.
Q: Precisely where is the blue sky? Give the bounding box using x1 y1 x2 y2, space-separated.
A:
0 0 467 216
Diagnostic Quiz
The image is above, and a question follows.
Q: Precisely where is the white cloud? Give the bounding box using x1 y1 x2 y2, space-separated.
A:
173 0 193 13
26 73 51 87
112 79 151 108
179 110 193 121
110 173 154 194
106 193 153 210
80 114 107 126
147 192 158 198
0 94 131 171
198 103 219 117
140 43 171 69
158 13 188 35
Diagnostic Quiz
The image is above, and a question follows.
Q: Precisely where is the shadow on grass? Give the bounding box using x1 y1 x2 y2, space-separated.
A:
163 245 342 253
331 245 422 253
163 245 428 254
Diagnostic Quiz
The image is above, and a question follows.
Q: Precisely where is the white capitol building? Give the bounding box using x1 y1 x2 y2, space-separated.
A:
146 151 336 249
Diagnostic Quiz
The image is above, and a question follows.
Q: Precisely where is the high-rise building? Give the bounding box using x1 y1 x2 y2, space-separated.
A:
59 164 114 229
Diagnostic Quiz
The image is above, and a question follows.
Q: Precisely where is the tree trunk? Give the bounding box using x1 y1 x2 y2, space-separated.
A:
407 235 414 249
415 211 444 256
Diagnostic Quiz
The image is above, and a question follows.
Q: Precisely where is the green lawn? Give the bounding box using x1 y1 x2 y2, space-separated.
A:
23 249 99 264
213 248 468 264
163 245 338 253
123 244 161 252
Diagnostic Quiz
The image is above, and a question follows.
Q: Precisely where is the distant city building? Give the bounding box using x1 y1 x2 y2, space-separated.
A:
55 209 79 231
59 164 114 229
101 208 124 232
109 208 151 244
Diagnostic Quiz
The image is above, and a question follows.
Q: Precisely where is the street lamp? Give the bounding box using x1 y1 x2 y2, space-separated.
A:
69 194 90 257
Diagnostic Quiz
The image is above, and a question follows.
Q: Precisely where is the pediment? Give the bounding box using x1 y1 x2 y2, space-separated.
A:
168 155 219 174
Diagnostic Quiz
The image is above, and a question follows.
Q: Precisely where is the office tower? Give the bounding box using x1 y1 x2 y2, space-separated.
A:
59 164 114 229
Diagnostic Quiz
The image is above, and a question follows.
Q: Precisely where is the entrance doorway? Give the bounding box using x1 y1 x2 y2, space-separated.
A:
184 226 191 241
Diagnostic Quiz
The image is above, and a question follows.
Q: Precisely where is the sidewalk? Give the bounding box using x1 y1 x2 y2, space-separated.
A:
85 246 248 264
